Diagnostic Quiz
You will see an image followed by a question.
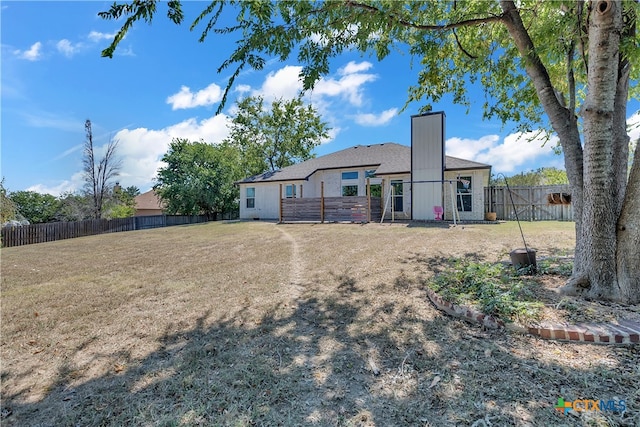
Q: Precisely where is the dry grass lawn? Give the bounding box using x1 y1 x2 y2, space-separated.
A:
1 220 638 426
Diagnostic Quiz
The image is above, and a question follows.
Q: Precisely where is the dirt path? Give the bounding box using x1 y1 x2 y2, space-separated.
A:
276 225 306 300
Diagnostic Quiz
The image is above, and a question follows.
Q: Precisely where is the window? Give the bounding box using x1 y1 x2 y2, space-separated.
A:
341 171 358 180
391 180 403 212
456 176 472 211
368 184 382 197
246 187 255 209
365 169 376 178
342 185 358 196
285 184 296 198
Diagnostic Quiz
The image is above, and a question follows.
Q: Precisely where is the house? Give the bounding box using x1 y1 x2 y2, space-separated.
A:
237 112 492 222
134 190 165 216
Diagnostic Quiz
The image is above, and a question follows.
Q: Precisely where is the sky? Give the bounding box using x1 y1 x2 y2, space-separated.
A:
2 1 639 196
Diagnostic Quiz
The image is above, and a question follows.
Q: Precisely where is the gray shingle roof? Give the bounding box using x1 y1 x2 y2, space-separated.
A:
238 143 490 183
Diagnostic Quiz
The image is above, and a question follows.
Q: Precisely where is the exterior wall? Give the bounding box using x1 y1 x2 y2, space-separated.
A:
239 168 387 220
313 168 382 197
411 112 445 220
442 170 490 221
381 174 412 219
240 169 489 221
239 182 290 219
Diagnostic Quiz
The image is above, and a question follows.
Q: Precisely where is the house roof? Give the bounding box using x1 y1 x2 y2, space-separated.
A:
238 143 491 184
134 190 165 210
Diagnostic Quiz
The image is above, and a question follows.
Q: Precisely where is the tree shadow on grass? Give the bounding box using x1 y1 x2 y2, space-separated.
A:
2 269 638 426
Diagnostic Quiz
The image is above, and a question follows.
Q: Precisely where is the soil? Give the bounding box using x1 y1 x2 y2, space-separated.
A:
531 273 640 326
2 221 638 427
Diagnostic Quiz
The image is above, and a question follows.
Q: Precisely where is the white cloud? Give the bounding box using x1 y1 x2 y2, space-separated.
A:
446 132 558 174
56 39 83 58
235 84 252 94
245 61 377 108
253 66 304 101
14 42 42 61
354 108 398 126
111 114 231 191
28 172 85 197
443 112 640 175
309 24 359 47
313 61 377 106
323 127 341 145
446 135 500 161
339 61 373 75
166 83 224 110
30 114 232 195
88 31 117 42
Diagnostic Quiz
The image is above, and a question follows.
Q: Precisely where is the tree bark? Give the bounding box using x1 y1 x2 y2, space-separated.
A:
502 0 637 303
617 140 640 303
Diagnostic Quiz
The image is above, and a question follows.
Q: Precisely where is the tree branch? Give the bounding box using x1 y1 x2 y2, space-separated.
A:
344 0 505 31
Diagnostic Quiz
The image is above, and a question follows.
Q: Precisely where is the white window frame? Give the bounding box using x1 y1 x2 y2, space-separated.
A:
341 170 359 197
342 185 358 196
285 184 296 199
456 176 473 212
246 187 255 209
341 171 358 180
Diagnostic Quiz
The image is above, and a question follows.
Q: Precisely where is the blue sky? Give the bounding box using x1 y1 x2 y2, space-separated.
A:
2 1 639 196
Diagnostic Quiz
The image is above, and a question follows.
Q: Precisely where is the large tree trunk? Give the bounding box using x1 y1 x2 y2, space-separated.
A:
502 0 638 303
617 141 640 303
579 0 622 299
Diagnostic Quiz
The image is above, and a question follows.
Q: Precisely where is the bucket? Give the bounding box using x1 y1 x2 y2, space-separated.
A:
510 248 537 273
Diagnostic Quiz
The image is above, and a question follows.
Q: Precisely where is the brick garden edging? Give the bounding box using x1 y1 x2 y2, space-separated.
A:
425 288 640 345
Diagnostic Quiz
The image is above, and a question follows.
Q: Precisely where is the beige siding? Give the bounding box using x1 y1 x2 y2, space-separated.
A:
443 170 490 221
411 113 445 220
239 183 297 220
381 174 411 219
313 169 383 197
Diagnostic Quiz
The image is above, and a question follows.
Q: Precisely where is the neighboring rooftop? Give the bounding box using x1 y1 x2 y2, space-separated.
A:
134 190 165 210
238 143 491 183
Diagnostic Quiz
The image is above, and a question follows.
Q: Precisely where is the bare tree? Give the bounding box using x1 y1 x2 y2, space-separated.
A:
83 119 121 219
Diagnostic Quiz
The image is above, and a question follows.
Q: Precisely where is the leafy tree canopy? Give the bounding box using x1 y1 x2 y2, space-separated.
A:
104 184 140 219
493 167 569 186
1 178 17 224
57 192 93 222
100 1 638 127
154 139 242 216
225 96 330 177
9 191 61 224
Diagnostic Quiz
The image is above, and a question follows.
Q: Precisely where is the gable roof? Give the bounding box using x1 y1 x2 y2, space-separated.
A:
238 142 490 184
134 190 165 210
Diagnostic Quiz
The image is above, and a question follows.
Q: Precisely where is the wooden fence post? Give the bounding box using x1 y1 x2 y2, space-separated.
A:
279 184 283 223
320 181 324 223
366 178 371 223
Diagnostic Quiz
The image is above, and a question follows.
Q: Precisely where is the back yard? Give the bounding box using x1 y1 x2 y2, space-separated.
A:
1 221 638 426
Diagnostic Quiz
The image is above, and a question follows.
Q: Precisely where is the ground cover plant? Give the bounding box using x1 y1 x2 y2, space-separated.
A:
427 258 545 325
1 221 638 426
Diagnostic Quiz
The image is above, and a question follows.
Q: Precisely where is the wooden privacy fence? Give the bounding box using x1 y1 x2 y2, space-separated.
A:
1 214 228 247
281 197 382 222
485 185 573 221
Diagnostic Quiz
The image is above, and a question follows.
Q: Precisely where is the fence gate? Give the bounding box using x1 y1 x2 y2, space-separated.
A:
485 185 573 221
